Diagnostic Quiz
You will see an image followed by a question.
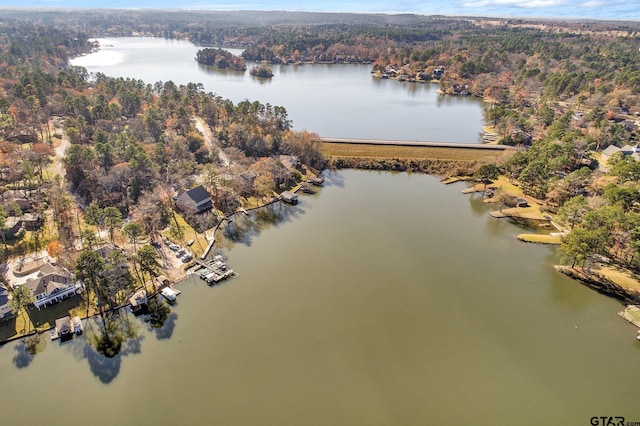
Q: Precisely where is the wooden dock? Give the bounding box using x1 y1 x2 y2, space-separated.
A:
619 305 640 328
194 257 237 284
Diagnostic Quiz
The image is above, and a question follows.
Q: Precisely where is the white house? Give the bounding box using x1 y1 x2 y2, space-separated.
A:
23 262 81 310
0 284 12 319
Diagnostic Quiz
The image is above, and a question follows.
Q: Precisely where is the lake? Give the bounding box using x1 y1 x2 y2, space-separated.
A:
71 37 486 143
0 37 637 425
1 170 638 425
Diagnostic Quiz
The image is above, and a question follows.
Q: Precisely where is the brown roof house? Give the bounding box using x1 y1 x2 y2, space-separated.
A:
23 262 81 310
175 185 213 215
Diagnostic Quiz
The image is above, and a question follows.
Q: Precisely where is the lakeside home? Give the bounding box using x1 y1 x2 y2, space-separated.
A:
175 185 213 215
22 262 82 310
0 285 11 319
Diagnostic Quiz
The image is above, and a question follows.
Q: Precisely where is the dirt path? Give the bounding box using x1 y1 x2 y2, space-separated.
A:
52 118 70 178
192 117 230 167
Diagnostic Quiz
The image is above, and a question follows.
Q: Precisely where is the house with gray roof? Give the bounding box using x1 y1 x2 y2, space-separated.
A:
0 284 12 319
175 185 213 215
23 262 81 310
601 144 640 164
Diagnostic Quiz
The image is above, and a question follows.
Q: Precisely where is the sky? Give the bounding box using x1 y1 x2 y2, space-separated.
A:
0 0 638 21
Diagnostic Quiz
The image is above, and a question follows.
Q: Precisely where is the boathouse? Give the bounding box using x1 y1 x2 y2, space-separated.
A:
280 191 298 205
54 316 73 342
129 289 149 314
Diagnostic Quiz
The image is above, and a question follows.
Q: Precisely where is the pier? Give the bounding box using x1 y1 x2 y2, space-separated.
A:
320 137 516 150
194 256 237 284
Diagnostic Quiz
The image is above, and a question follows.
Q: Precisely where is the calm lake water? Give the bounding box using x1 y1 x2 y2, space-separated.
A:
0 37 636 425
0 171 638 425
71 37 485 142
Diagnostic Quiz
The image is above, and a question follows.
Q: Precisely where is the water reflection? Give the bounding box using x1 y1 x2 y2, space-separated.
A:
250 75 273 85
221 201 305 247
12 333 47 369
196 63 246 77
78 314 145 383
151 312 178 340
81 333 144 384
12 341 33 369
323 170 346 188
467 191 490 217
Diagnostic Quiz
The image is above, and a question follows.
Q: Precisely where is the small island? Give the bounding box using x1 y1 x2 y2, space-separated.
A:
249 64 274 78
195 47 247 72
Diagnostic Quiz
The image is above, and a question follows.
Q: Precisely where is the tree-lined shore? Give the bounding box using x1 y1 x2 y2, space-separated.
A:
0 9 640 352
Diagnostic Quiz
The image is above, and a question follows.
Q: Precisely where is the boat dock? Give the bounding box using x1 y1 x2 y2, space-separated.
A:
50 316 83 341
194 255 238 284
619 305 640 328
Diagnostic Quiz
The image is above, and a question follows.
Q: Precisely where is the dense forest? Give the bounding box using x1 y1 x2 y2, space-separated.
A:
1 9 640 348
195 47 246 71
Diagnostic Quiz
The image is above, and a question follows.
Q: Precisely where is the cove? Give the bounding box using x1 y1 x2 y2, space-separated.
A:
0 170 638 425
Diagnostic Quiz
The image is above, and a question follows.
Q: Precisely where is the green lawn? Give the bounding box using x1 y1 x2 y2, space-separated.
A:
0 294 88 342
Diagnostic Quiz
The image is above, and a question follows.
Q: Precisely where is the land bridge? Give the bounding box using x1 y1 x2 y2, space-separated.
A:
320 137 515 150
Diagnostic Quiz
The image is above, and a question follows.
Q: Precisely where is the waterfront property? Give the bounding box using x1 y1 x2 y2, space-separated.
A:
51 316 83 341
175 185 213 215
1 170 640 425
0 284 11 319
310 176 324 186
161 287 179 302
280 191 298 205
194 255 237 284
53 316 72 342
129 289 149 314
22 262 82 310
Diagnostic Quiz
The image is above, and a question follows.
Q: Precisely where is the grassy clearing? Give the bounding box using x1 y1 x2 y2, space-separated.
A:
162 213 208 258
0 317 18 341
0 294 89 342
486 176 548 221
597 266 640 293
322 142 510 162
516 234 562 244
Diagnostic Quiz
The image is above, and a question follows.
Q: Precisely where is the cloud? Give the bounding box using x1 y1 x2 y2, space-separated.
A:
461 0 568 8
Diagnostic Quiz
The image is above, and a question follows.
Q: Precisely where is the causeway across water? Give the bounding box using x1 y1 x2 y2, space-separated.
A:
320 137 515 150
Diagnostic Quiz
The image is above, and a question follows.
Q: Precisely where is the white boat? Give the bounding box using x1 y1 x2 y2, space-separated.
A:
161 287 179 302
72 316 83 335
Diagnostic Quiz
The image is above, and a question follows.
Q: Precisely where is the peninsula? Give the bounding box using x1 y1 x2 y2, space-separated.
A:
0 9 639 352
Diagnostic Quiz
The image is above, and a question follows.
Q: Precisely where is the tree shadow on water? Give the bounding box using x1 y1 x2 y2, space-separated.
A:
12 341 33 369
143 298 178 340
152 312 178 340
12 333 47 369
324 170 345 188
72 312 145 384
222 202 304 247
